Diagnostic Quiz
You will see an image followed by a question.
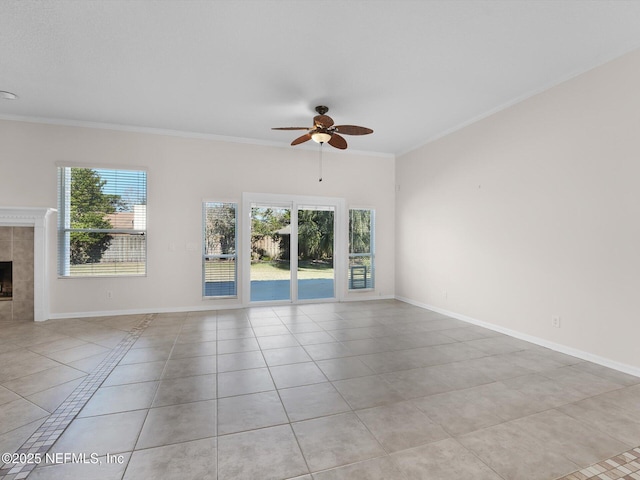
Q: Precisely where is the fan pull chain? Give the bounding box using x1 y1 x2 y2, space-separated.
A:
318 143 323 182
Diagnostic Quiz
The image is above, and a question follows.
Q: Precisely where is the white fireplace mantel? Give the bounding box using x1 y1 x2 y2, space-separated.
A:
0 207 56 322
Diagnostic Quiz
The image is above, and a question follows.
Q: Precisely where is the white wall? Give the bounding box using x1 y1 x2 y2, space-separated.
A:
0 121 395 316
396 49 640 372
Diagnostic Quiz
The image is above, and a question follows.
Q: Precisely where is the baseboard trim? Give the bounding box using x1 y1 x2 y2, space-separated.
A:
47 295 398 320
48 303 245 320
395 295 640 379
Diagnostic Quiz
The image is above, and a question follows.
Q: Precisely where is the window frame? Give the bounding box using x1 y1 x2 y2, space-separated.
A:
348 208 375 291
202 201 238 299
57 165 147 278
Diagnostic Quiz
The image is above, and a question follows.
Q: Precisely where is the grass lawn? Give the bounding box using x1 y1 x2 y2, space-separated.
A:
251 260 334 280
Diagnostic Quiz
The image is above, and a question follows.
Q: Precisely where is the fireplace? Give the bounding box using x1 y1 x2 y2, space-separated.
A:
0 207 55 322
0 262 12 300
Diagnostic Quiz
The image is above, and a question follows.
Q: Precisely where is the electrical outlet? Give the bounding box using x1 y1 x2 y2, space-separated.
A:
443 290 448 299
106 290 113 300
551 316 561 328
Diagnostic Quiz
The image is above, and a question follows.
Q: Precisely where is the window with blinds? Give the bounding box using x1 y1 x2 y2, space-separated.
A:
203 202 237 297
57 166 147 277
348 209 375 290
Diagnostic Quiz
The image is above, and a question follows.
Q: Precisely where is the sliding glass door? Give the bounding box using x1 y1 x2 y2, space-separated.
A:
244 194 343 304
297 205 335 300
250 204 291 302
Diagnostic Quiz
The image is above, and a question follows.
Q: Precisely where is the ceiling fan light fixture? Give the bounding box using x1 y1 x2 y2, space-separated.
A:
311 132 331 144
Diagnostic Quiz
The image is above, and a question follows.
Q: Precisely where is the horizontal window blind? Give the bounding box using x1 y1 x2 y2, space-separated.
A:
58 167 147 277
203 202 237 297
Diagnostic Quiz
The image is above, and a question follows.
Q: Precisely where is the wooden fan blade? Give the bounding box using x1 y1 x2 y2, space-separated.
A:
328 133 347 149
334 125 373 135
313 115 334 128
272 127 310 130
291 133 312 146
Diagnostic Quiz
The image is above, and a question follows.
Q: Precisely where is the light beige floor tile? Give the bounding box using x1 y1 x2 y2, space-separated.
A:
458 420 583 480
316 357 374 381
595 384 640 416
257 334 300 350
452 354 536 381
439 325 501 342
217 367 275 398
27 337 88 355
0 417 45 463
218 424 308 480
500 373 586 409
44 343 109 363
29 453 131 480
131 335 177 349
279 382 351 422
253 325 290 337
355 401 449 452
413 381 540 435
124 437 215 480
333 375 404 409
136 399 216 449
152 373 217 407
513 409 631 467
176 330 217 344
340 339 390 355
294 331 336 345
262 346 312 366
217 327 254 341
50 410 147 456
292 412 385 472
303 342 353 361
216 337 260 354
169 341 217 359
270 362 327 389
0 397 49 435
0 353 62 383
78 381 158 417
464 336 532 355
161 355 216 379
217 390 288 435
217 350 266 372
66 351 110 373
357 350 423 374
27 377 84 412
311 456 407 480
1 364 86 397
558 395 640 446
0 385 20 406
119 345 173 365
539 365 626 397
103 361 166 386
572 362 640 386
390 438 503 480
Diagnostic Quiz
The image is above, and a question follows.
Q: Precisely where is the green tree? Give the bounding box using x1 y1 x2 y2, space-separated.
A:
349 210 371 254
69 168 121 264
298 210 334 260
205 203 236 255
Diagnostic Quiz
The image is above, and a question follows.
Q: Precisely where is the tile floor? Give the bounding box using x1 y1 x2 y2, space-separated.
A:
0 300 638 479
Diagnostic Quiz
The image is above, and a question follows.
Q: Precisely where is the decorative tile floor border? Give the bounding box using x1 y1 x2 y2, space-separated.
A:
557 447 640 480
0 314 155 480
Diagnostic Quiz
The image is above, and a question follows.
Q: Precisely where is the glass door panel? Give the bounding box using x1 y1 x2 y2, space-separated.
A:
297 205 335 300
250 204 291 302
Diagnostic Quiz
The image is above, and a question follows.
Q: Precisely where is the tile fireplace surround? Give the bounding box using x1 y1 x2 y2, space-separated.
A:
0 208 55 323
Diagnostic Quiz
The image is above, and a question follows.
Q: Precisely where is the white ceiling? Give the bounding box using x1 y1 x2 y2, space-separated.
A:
2 0 640 156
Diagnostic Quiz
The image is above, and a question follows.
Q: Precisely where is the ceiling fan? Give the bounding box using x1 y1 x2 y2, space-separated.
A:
272 106 373 150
